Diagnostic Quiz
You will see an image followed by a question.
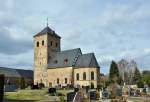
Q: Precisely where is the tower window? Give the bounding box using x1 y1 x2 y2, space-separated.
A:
54 60 58 64
50 41 53 46
57 78 59 84
76 73 79 80
36 42 39 47
42 40 44 46
65 78 67 84
56 43 58 47
91 71 94 80
83 72 86 80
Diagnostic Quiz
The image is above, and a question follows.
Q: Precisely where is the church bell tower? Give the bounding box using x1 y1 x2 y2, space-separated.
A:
33 25 61 85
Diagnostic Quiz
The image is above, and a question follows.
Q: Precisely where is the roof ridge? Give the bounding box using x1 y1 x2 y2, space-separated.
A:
60 48 81 52
82 53 94 55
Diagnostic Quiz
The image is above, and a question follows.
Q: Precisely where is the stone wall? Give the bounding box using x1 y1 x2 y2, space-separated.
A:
46 67 73 87
74 68 98 88
34 34 48 85
34 33 61 85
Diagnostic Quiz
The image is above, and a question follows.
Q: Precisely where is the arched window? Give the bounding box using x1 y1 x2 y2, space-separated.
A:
65 78 67 84
83 72 86 80
57 78 59 84
36 42 39 47
56 43 58 47
42 40 44 46
76 73 79 80
91 82 94 89
91 71 94 80
54 60 58 64
50 41 53 46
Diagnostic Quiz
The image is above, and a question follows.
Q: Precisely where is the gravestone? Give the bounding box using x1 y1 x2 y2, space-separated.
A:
48 88 56 94
86 86 90 93
88 91 96 100
0 74 4 102
102 90 109 99
74 88 79 92
67 92 76 102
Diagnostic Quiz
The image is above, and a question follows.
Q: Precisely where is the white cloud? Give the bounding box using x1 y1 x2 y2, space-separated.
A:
144 48 150 54
0 0 150 73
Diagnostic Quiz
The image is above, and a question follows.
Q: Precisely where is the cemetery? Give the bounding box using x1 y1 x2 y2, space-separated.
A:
1 83 149 102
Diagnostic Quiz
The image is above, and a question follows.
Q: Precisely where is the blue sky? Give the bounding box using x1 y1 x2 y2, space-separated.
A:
0 0 150 74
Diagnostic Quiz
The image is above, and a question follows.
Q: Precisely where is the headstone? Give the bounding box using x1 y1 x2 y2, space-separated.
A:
111 84 122 97
116 88 122 96
88 91 96 100
102 90 109 99
99 90 102 99
48 88 56 94
74 88 79 92
86 86 90 93
67 92 76 102
0 74 4 102
74 92 83 102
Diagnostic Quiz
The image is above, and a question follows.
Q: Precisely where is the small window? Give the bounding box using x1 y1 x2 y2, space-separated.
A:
36 42 39 47
50 41 53 46
42 40 44 46
65 78 67 84
56 43 58 47
83 72 86 80
54 60 58 64
76 73 79 80
64 58 68 64
57 78 59 84
91 71 94 80
91 82 94 89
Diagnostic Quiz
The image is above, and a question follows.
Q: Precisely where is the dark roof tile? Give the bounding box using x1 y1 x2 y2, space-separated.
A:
34 26 61 38
75 53 100 68
48 48 82 68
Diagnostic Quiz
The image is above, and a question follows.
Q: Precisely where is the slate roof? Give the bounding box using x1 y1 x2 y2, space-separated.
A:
48 48 82 68
15 69 33 78
75 53 100 68
34 26 61 38
0 67 33 78
48 48 100 68
0 67 21 78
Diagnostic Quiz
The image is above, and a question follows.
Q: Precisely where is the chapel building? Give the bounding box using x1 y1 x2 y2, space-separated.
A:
33 26 100 88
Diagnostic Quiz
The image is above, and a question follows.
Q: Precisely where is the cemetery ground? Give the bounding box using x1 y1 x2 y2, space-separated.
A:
4 88 69 102
3 88 150 102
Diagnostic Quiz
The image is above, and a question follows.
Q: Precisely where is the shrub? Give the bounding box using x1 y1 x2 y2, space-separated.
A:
0 74 4 102
39 83 45 89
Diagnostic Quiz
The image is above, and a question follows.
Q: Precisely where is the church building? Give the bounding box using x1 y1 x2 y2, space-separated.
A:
33 26 100 88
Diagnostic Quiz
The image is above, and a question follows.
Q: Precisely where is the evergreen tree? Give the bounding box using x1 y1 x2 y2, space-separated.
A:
132 67 141 85
142 70 150 87
109 61 122 85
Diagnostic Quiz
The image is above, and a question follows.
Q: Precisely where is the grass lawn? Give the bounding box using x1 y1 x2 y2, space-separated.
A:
4 89 71 101
4 89 49 101
127 97 150 102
